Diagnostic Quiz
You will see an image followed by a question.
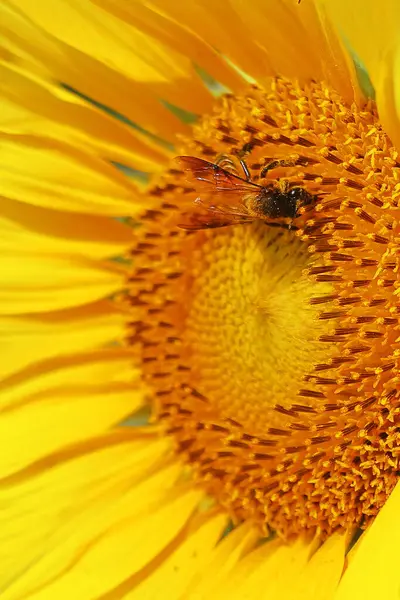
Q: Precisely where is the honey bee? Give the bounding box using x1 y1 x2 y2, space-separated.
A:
176 155 317 231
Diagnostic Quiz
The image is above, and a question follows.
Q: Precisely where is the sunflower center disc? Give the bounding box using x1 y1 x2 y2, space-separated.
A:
130 78 400 539
186 225 333 432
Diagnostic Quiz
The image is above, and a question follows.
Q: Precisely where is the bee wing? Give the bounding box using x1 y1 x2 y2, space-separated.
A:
179 210 254 231
176 155 259 215
176 155 259 191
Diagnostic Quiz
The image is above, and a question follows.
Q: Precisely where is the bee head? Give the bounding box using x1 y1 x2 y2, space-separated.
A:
287 187 315 213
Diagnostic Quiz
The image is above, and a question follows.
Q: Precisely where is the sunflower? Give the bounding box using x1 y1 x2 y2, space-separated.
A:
2 0 400 598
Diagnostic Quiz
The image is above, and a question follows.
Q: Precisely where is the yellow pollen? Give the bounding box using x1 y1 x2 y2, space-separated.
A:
185 226 332 432
127 78 400 540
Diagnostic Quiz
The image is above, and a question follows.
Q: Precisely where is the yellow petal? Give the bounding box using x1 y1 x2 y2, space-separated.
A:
320 0 400 146
148 0 357 104
0 2 54 84
149 0 273 83
1 431 174 593
126 513 227 599
363 38 400 153
0 132 145 215
1 2 186 142
4 0 211 133
92 0 245 93
1 432 201 600
183 522 259 599
212 536 314 599
335 481 400 600
0 253 123 314
0 196 132 258
295 532 347 599
233 0 358 102
231 0 345 87
297 0 360 103
321 0 399 89
208 532 345 600
0 358 144 477
1 63 171 173
1 348 134 405
0 302 127 379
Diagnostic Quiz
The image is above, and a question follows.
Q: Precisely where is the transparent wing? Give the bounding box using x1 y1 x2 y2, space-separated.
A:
179 210 254 231
176 155 259 216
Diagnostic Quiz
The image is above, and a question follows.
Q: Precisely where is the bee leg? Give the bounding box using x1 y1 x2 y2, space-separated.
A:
260 158 297 178
233 143 254 181
215 151 251 180
214 154 237 174
237 141 256 158
239 159 251 181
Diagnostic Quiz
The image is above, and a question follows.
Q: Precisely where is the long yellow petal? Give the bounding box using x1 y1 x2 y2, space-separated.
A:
0 132 146 215
124 513 227 599
21 489 202 600
92 0 246 93
149 0 274 83
0 303 127 379
295 533 347 599
0 431 174 594
0 356 144 477
1 64 171 173
199 530 345 600
296 0 360 103
0 253 124 314
0 196 132 258
321 0 399 89
149 0 358 104
5 0 216 123
231 0 354 95
7 0 169 82
373 46 400 152
321 0 400 147
335 481 400 600
1 2 188 141
211 536 314 599
235 0 358 102
1 348 134 406
1 434 201 600
183 522 259 599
